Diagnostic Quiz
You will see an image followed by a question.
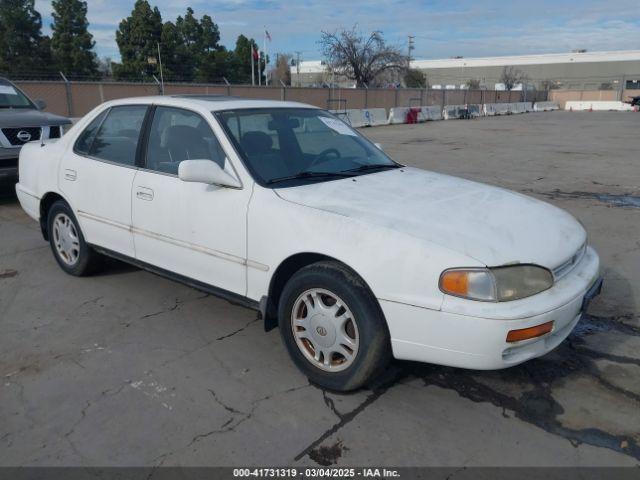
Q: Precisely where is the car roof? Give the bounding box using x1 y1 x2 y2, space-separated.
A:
102 95 320 112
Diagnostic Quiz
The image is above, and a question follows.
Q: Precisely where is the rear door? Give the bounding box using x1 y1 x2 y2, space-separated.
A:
59 105 148 257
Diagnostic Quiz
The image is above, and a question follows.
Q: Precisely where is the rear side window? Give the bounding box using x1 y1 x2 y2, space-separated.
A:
74 109 108 155
77 105 147 166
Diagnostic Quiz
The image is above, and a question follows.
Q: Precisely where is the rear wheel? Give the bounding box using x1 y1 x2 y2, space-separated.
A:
47 200 103 276
278 261 391 391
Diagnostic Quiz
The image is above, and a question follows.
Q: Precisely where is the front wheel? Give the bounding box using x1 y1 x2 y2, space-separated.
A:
47 200 103 276
278 261 391 391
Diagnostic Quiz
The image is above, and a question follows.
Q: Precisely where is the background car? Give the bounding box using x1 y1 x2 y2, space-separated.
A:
625 95 640 107
0 77 72 188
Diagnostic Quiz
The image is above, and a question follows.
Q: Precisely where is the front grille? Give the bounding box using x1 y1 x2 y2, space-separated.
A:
552 243 587 280
2 127 42 146
49 126 61 139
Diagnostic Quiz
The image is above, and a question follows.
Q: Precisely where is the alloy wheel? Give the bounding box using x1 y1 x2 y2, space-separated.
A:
291 288 359 372
52 213 80 266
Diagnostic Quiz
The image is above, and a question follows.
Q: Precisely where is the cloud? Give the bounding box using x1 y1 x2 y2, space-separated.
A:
34 0 640 61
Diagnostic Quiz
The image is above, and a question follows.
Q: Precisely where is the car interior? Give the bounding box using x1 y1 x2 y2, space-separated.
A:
145 108 226 175
87 107 146 166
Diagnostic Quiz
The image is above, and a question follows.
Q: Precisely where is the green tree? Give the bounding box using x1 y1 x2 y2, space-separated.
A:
233 34 262 84
196 48 232 83
171 7 200 81
51 0 98 79
200 15 220 53
174 9 224 82
113 0 163 81
194 16 227 82
0 0 54 78
159 20 189 81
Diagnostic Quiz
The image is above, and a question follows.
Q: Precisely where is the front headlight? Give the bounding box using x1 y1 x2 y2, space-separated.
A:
439 265 553 302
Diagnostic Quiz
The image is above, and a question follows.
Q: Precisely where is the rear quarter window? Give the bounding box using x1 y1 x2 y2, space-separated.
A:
74 109 108 155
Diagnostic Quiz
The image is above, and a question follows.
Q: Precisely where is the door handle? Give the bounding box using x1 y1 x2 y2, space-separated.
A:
136 187 154 201
64 169 77 181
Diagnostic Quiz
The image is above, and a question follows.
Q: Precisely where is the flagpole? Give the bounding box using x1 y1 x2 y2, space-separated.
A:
263 28 268 87
251 47 255 86
258 47 262 86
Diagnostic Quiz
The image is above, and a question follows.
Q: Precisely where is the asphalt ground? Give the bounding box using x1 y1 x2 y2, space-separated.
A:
1 111 639 467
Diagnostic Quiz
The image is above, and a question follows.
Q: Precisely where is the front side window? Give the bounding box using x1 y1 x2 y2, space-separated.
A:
145 106 226 175
85 105 147 166
216 108 398 186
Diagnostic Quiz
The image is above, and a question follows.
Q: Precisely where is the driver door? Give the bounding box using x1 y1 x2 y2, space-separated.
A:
131 106 250 296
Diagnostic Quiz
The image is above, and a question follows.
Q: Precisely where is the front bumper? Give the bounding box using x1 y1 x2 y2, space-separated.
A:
0 148 19 185
0 161 18 185
382 246 601 369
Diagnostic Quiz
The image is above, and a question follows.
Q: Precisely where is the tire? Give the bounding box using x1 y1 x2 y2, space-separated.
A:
46 200 103 276
278 261 391 391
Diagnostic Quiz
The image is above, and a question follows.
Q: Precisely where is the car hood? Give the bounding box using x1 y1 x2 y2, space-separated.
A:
0 109 70 127
275 167 586 269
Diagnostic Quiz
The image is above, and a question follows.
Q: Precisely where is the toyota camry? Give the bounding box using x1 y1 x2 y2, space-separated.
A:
16 96 602 391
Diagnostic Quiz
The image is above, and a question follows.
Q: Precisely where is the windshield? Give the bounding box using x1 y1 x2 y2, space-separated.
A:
215 108 399 186
0 80 35 109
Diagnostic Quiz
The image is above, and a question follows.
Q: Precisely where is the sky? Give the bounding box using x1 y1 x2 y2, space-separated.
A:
34 0 640 63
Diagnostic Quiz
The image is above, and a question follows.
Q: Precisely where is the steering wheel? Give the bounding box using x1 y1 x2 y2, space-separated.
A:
308 148 341 169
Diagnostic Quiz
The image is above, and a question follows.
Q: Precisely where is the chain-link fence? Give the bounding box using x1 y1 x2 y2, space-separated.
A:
11 79 549 118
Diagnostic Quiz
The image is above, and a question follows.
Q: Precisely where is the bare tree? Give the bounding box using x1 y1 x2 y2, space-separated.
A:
319 27 407 87
466 78 481 89
500 66 527 91
404 68 426 88
539 79 561 91
271 53 292 85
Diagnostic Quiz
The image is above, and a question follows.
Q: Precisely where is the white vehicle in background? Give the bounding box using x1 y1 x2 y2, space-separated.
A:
16 96 602 391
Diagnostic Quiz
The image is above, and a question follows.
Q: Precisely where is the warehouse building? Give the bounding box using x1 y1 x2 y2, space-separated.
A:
412 50 640 90
293 50 640 91
292 60 352 88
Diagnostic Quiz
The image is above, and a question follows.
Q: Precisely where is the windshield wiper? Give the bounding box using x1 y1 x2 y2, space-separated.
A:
266 170 355 185
341 164 401 174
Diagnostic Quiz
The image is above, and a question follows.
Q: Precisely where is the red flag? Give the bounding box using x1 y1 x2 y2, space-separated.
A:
252 46 259 61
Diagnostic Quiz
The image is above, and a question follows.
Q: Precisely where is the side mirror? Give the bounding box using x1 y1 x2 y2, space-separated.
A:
374 143 383 151
34 99 47 110
178 160 241 188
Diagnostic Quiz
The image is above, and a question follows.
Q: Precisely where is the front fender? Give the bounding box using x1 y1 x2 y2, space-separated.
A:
247 187 482 313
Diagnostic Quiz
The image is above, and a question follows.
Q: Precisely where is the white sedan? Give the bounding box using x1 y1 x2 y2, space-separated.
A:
16 96 602 391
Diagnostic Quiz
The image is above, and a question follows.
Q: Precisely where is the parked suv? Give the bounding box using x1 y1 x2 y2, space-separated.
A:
0 77 71 186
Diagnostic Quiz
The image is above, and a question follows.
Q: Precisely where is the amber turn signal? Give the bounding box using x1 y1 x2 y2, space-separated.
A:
440 270 469 296
506 321 554 343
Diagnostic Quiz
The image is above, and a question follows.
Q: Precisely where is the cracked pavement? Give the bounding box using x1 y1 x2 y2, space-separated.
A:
1 112 639 467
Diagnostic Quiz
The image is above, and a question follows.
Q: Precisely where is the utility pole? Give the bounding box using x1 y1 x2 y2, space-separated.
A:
295 51 302 87
407 35 415 66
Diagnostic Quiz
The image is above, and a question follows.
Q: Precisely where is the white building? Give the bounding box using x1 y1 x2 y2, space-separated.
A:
291 50 640 90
